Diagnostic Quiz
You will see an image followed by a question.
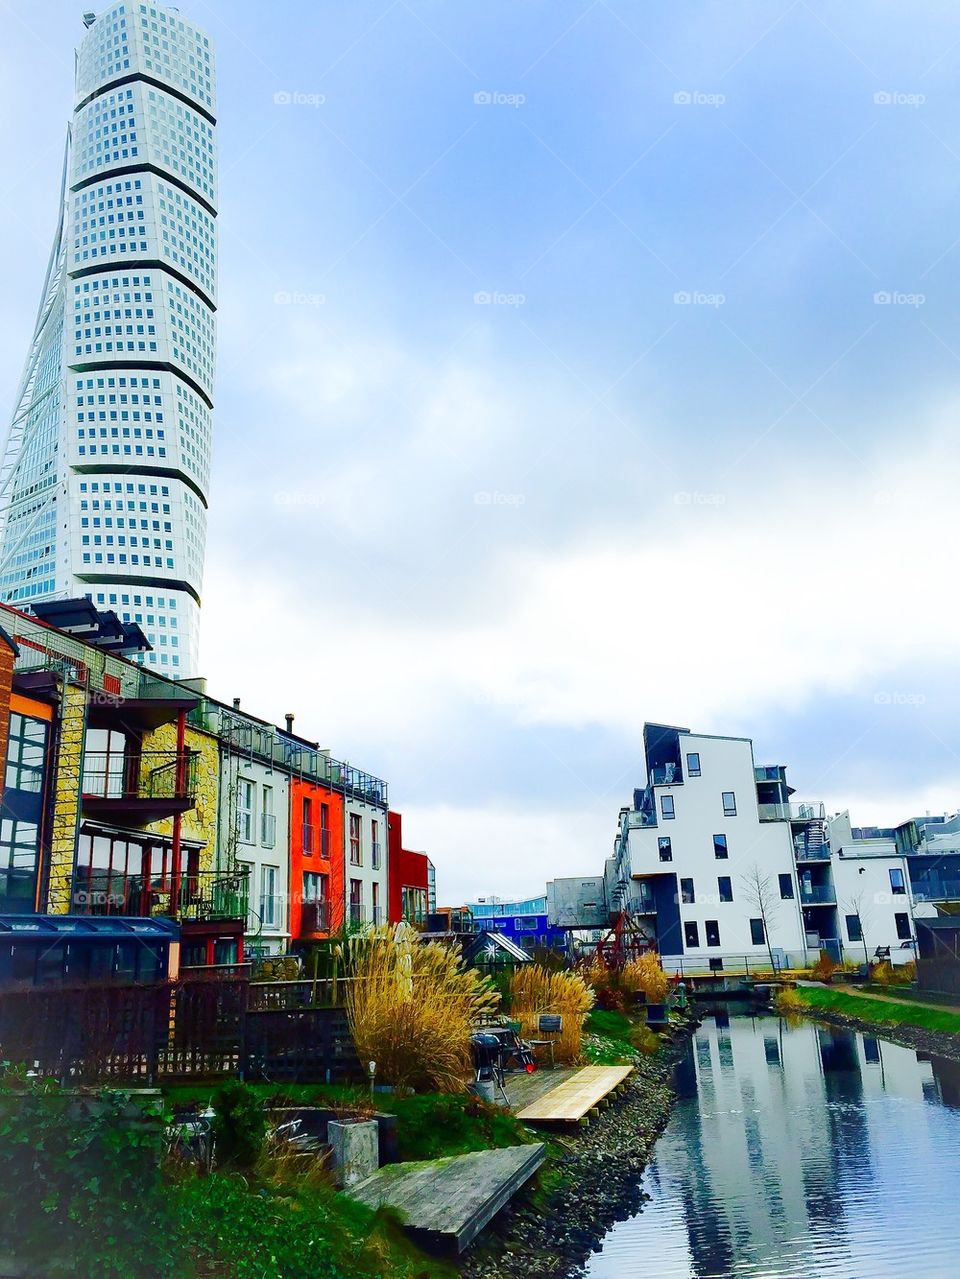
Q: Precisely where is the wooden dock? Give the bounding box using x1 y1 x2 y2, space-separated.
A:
515 1065 633 1125
349 1143 546 1252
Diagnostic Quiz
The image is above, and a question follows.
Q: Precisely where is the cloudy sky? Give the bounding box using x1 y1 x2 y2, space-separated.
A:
2 1 960 902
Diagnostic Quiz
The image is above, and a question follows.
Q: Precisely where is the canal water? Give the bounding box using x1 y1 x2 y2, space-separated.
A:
584 1012 960 1279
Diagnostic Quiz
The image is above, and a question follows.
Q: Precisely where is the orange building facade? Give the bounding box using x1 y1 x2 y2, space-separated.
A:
289 777 344 940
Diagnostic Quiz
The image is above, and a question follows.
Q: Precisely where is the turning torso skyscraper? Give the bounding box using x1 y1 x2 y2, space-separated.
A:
0 3 217 675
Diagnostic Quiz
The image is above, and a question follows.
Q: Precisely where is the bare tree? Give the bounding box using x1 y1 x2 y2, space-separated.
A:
843 889 871 966
740 864 781 972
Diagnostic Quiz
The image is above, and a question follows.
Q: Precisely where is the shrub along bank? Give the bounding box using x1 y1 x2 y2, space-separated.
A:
794 985 960 1036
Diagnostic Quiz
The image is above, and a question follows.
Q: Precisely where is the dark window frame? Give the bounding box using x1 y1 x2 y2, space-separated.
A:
684 920 699 948
705 919 721 947
722 791 737 817
845 913 863 943
714 833 728 859
680 877 695 904
686 752 701 777
718 875 733 903
894 912 911 941
660 794 675 821
778 873 794 900
658 836 672 862
749 917 765 946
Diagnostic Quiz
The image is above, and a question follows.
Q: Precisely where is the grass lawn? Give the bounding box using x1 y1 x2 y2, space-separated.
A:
583 1008 660 1063
797 985 960 1035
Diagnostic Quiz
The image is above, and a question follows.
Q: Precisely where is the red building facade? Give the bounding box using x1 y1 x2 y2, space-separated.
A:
387 810 430 926
289 778 344 940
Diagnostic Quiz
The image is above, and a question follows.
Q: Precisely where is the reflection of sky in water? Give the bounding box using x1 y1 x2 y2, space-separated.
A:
585 1015 960 1279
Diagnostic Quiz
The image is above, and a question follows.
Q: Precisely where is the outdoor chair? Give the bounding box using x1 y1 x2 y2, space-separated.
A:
528 1014 563 1068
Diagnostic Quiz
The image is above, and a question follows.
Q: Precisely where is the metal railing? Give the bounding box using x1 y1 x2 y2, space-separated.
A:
371 842 382 870
349 903 366 927
759 801 826 823
260 812 277 847
912 880 960 902
320 827 331 857
300 899 331 933
799 884 836 904
81 750 198 802
302 823 315 854
68 866 250 922
372 906 384 926
650 764 683 785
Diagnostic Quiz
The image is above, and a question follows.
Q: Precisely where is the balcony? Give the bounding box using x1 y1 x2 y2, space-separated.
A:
300 899 331 933
799 883 836 905
650 764 683 786
372 906 384 926
68 866 250 923
755 766 784 782
912 880 960 903
349 903 366 928
759 801 826 823
261 812 277 848
372 842 382 870
81 750 198 823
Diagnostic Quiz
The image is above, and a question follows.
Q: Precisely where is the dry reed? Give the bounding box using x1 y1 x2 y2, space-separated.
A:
345 924 499 1094
509 965 594 1063
621 953 670 1003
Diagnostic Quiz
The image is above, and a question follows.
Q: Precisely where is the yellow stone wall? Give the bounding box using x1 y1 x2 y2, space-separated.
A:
46 681 87 914
144 721 220 872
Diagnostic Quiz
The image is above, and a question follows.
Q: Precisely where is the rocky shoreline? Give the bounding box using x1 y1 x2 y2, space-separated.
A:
802 1006 960 1063
460 1020 696 1279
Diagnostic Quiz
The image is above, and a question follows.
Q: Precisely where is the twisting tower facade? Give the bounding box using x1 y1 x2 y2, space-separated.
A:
0 3 217 675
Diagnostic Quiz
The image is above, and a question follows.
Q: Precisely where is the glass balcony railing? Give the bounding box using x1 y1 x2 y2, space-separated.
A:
759 801 826 823
260 813 277 847
799 883 836 904
650 764 683 786
912 880 960 902
300 899 330 933
67 866 250 922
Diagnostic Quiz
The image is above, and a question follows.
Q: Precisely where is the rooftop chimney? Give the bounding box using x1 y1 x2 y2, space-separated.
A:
232 697 241 710
285 713 295 733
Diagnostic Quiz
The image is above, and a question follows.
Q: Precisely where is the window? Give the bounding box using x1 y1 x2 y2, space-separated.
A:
778 873 794 900
5 713 48 793
302 871 329 930
680 877 695 904
349 813 362 866
372 818 381 870
260 866 279 928
372 881 381 925
660 795 675 821
718 876 733 903
658 836 673 862
749 918 765 946
705 919 721 947
713 834 728 859
320 802 330 856
684 921 699 948
895 913 911 941
0 818 42 910
722 791 737 817
237 778 254 843
301 797 313 853
402 885 427 925
686 752 701 777
261 785 275 847
846 914 863 943
889 867 906 896
349 878 363 926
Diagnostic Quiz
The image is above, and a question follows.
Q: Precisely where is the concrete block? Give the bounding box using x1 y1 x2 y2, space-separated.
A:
329 1118 379 1188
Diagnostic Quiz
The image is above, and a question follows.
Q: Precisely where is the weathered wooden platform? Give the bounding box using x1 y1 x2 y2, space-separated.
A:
515 1065 633 1125
349 1143 545 1253
503 1064 578 1112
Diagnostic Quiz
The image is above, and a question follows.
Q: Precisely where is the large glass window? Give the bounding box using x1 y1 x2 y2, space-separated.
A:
237 778 254 843
846 914 863 942
0 818 41 910
5 713 48 793
82 727 130 797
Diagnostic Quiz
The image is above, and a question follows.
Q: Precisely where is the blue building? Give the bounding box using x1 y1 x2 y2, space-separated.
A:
466 895 567 953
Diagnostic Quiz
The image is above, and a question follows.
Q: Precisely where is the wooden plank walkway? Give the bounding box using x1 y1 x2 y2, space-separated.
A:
515 1065 633 1125
503 1065 578 1112
349 1143 545 1253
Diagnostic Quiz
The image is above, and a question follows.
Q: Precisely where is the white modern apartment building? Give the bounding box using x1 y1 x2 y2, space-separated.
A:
225 751 291 960
549 722 949 969
0 4 217 676
344 794 390 929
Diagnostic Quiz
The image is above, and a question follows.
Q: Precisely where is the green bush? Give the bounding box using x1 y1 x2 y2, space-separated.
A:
0 1068 177 1279
212 1079 267 1168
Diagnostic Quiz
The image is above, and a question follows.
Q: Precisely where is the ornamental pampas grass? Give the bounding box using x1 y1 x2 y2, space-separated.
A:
345 924 499 1094
509 965 594 1063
